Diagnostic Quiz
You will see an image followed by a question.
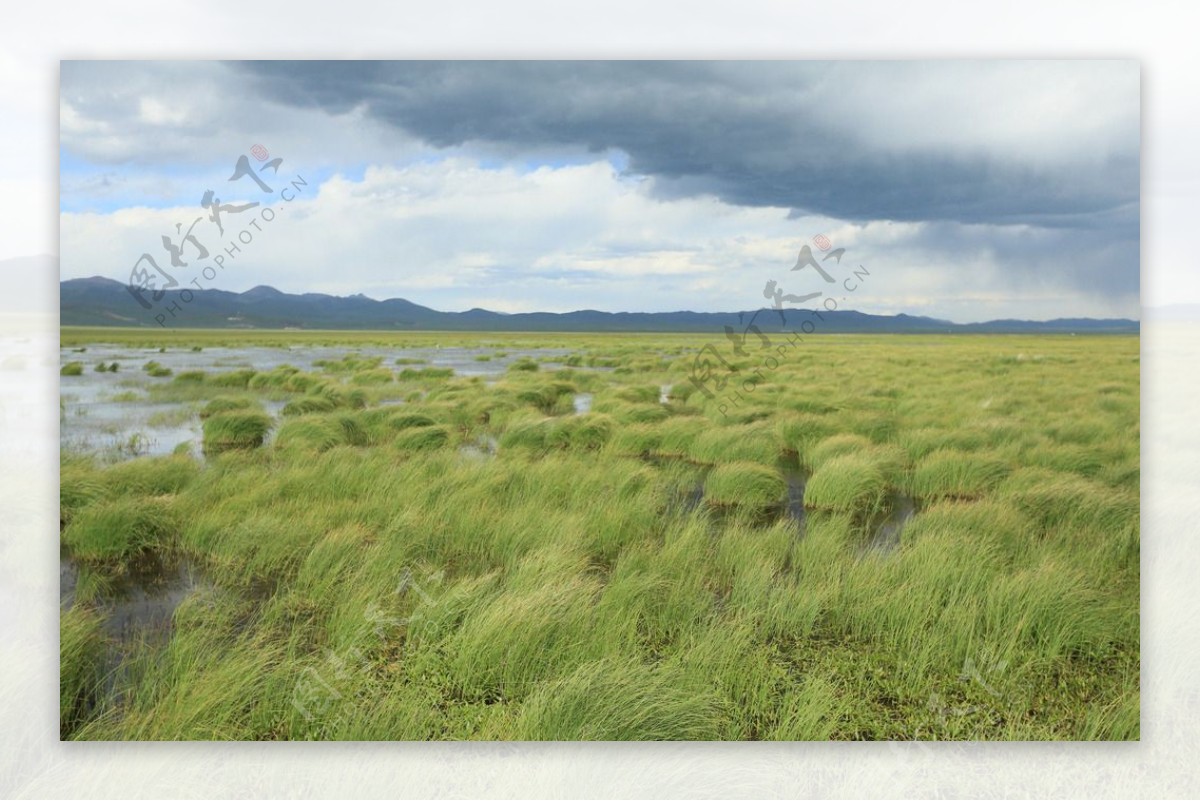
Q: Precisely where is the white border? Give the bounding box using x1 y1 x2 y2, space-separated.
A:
3 1 1195 796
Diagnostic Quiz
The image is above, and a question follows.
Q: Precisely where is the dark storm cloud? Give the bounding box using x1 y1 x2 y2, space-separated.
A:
59 60 1140 318
902 218 1140 298
232 60 1139 229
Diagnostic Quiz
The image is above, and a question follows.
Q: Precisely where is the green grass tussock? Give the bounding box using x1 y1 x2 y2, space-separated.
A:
704 462 786 511
804 453 890 513
398 366 455 381
282 395 338 416
207 369 257 388
908 450 1011 501
200 396 260 419
60 456 106 525
804 433 876 471
349 368 395 385
202 411 272 455
395 424 452 452
688 422 782 466
62 495 178 562
514 658 726 740
274 417 344 451
101 454 200 497
387 412 437 430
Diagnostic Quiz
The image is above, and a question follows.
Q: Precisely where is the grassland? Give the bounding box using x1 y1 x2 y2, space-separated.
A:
59 328 1139 740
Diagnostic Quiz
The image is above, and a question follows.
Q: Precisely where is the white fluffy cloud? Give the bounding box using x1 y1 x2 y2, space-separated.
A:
53 60 1143 321
61 156 1137 321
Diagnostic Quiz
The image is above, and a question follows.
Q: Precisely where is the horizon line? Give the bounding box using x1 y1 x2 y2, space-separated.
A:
60 275 1142 326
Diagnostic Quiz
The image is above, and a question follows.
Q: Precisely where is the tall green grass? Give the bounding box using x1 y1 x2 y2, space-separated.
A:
62 496 178 562
704 462 786 511
57 330 1140 741
202 411 272 455
60 607 108 738
804 453 890 513
908 450 1010 501
514 658 727 740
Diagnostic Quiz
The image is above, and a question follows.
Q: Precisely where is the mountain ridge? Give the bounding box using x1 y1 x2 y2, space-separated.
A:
60 276 1141 333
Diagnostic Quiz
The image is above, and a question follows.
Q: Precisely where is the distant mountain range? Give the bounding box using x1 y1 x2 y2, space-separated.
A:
60 276 1140 334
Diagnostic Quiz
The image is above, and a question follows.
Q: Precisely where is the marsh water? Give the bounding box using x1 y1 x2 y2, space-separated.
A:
60 344 569 461
60 548 207 645
60 341 918 658
865 493 917 554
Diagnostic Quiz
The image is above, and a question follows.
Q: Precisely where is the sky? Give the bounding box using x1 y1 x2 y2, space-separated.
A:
58 60 1140 322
